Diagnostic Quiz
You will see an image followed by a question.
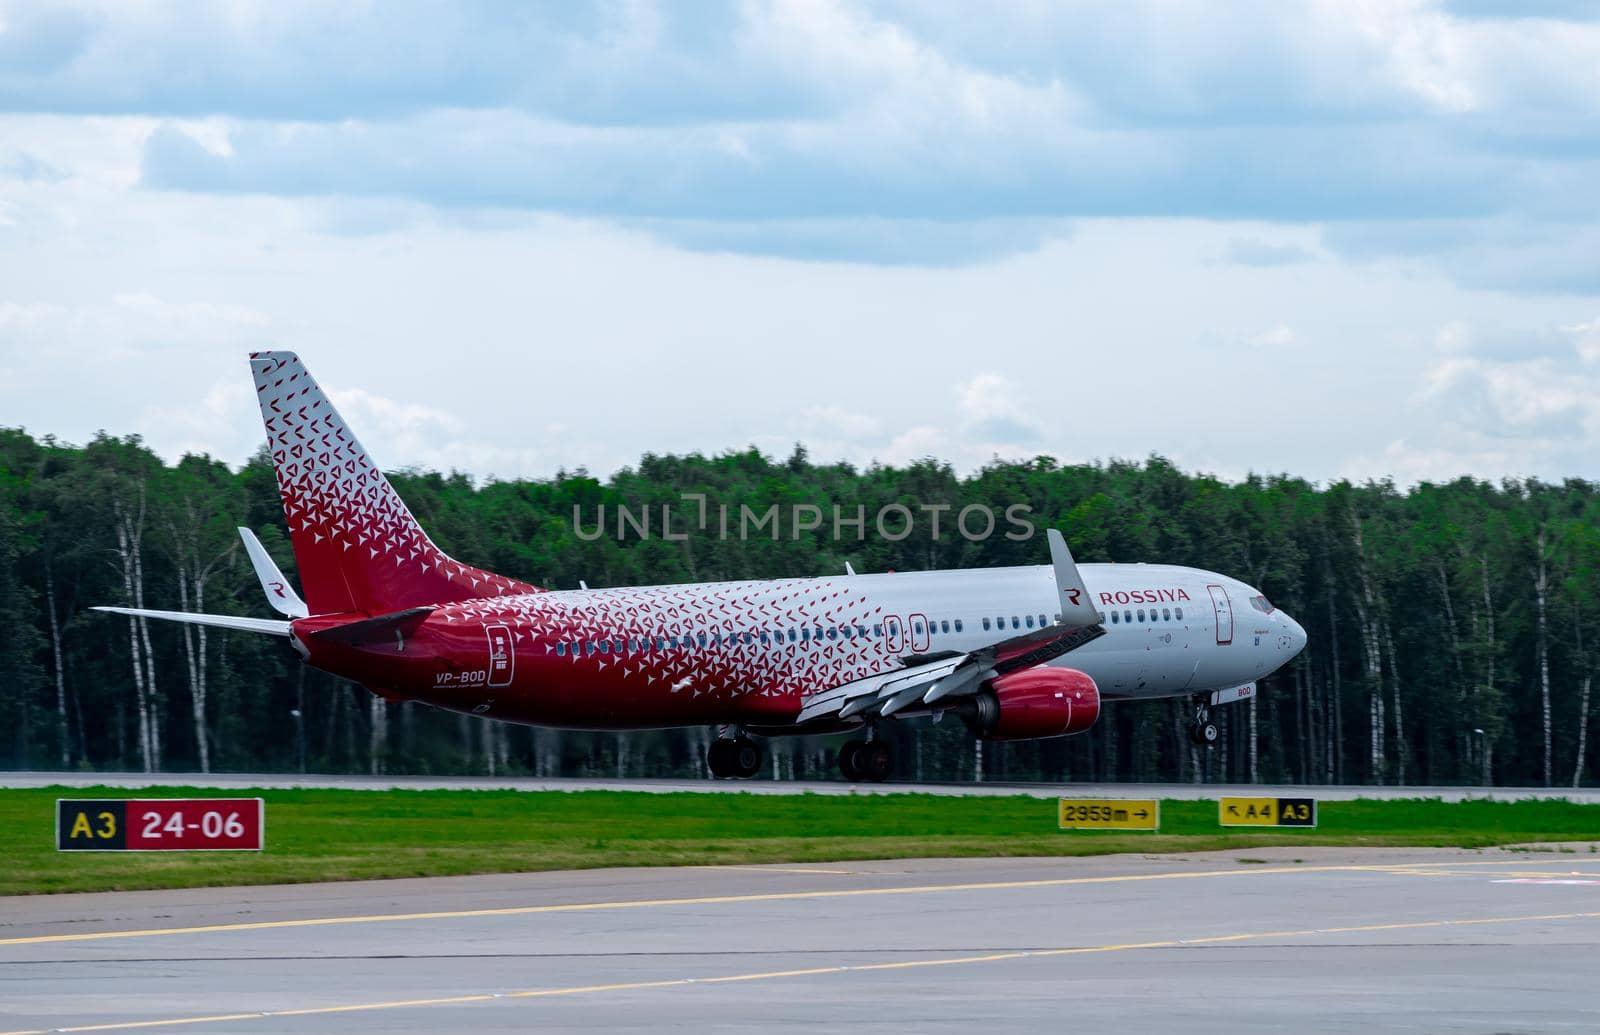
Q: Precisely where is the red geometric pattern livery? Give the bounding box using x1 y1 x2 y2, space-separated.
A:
250 351 539 616
439 577 899 706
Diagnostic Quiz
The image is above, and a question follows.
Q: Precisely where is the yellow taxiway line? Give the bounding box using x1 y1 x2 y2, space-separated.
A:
1 909 1594 1035
0 862 1450 948
7 858 1595 949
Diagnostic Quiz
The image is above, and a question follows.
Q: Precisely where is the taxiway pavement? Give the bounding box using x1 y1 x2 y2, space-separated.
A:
4 846 1599 1033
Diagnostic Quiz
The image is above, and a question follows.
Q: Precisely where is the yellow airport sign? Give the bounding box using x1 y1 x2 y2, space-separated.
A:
1058 798 1159 831
1219 796 1317 827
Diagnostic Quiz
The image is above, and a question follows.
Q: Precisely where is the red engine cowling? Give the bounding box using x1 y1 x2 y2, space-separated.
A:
965 667 1101 741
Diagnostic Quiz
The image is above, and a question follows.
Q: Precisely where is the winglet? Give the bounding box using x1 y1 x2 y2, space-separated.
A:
239 527 310 618
1047 529 1101 628
845 561 857 576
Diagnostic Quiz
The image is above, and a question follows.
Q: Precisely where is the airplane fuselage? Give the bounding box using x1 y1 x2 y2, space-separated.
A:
295 561 1306 731
97 352 1311 779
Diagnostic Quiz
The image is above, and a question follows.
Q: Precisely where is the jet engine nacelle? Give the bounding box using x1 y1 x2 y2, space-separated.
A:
965 667 1101 741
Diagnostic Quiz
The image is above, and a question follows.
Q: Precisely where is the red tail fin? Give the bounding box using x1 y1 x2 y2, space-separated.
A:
249 351 538 616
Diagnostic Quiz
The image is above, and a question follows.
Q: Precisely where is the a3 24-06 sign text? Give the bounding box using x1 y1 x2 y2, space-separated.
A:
56 798 264 851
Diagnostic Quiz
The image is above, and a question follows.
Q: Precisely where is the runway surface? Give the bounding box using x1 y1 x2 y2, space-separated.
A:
5 770 1596 802
4 846 1599 1033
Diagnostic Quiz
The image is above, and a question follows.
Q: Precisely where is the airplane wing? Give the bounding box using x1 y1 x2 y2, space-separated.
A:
796 529 1105 724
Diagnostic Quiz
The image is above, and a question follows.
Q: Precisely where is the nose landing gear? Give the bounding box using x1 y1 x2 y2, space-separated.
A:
1188 697 1220 748
707 731 763 779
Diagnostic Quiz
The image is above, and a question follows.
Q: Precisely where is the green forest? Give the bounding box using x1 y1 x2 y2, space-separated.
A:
1 427 1596 788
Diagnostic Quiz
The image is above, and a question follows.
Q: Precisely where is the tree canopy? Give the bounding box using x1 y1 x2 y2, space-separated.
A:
0 426 1591 786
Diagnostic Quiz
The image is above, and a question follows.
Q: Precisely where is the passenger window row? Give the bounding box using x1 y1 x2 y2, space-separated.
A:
979 613 1055 632
551 604 1170 658
1104 606 1183 625
555 616 967 657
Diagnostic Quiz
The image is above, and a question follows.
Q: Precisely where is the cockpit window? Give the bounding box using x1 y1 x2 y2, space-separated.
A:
1249 595 1275 614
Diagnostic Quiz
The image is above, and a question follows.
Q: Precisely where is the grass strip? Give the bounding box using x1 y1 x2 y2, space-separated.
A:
4 786 1598 895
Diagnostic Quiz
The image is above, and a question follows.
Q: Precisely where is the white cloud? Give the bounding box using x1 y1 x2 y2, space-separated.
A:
1337 437 1526 485
1246 324 1297 349
1569 317 1600 363
1224 237 1315 267
2 5 1599 488
798 404 882 440
1350 315 1600 481
955 372 1044 444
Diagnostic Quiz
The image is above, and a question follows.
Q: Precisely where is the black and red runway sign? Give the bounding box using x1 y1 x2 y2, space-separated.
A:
56 798 264 851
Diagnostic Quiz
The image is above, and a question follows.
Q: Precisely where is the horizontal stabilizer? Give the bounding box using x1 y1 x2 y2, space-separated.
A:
309 606 434 647
93 606 292 637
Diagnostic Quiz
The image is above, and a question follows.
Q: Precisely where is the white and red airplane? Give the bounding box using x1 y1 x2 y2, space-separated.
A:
98 352 1306 781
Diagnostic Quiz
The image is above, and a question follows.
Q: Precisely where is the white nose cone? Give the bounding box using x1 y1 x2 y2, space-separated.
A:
1283 613 1307 657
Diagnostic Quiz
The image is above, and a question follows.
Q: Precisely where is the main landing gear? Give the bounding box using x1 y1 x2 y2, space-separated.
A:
837 734 893 783
707 732 763 779
1188 696 1220 748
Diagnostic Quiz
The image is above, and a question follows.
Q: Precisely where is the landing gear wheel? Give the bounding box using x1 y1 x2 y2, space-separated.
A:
1187 697 1218 749
708 736 763 779
707 738 737 778
837 739 867 782
859 741 894 783
731 737 763 779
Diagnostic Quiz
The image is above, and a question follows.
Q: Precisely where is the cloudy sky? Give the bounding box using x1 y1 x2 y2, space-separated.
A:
1 0 1597 485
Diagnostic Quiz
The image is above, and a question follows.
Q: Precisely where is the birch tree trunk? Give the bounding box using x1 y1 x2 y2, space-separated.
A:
1573 674 1592 788
1294 660 1309 783
1383 619 1405 785
46 568 69 768
370 697 387 775
1248 695 1258 783
1535 526 1552 786
1325 576 1343 784
131 514 161 770
536 727 559 777
173 560 213 773
1437 560 1466 694
1481 558 1496 785
1573 604 1591 789
1351 515 1385 784
112 492 152 772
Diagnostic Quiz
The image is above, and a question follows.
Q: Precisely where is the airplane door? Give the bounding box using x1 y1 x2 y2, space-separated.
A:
1207 585 1233 646
485 623 514 688
884 616 904 653
909 613 931 652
